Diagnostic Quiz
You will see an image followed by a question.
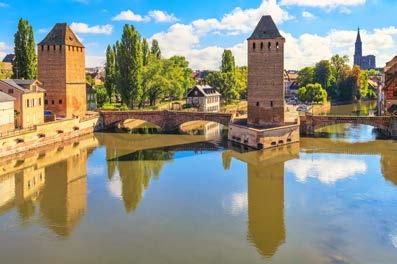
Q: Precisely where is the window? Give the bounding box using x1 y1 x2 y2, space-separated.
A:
26 100 30 108
253 42 256 50
45 99 48 105
59 99 63 105
260 42 264 50
52 100 55 105
256 102 259 107
39 98 42 106
47 45 50 51
276 42 280 50
270 101 274 107
268 42 271 51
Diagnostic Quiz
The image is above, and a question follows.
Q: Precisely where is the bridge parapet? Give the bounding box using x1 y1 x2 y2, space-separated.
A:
99 110 234 132
300 114 393 136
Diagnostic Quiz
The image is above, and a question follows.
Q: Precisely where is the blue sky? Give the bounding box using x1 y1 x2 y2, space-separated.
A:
0 0 396 70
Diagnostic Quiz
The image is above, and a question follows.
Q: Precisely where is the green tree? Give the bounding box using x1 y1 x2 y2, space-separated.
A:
298 83 327 103
235 66 248 98
297 66 315 88
96 85 108 108
151 39 161 60
142 38 150 66
207 71 239 104
115 25 143 108
0 62 13 79
221 50 235 73
105 45 116 103
13 18 37 79
314 60 334 92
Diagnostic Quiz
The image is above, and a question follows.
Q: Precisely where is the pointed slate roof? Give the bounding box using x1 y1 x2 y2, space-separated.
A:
356 28 362 43
248 15 282 40
38 23 84 48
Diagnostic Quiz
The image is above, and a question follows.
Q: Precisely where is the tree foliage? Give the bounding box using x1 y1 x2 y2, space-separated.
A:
105 45 116 102
298 83 328 103
221 50 235 73
13 18 37 79
150 39 161 60
115 25 143 108
297 66 315 88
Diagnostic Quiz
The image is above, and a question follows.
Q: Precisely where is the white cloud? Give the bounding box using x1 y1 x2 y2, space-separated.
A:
86 55 105 68
0 2 8 8
339 7 352 14
223 192 248 216
280 0 366 8
112 10 150 22
0 42 7 50
149 10 179 23
38 28 48 34
302 11 316 19
70 22 113 35
285 157 367 184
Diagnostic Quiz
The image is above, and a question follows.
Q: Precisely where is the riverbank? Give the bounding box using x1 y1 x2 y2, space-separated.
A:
0 114 99 159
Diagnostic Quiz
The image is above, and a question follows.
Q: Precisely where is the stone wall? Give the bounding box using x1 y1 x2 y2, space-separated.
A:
247 38 285 127
0 115 99 158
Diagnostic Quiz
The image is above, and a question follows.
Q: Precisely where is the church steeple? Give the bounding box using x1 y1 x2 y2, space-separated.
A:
354 27 363 66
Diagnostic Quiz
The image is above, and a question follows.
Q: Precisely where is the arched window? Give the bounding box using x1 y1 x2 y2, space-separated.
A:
260 42 264 50
276 42 279 50
268 42 271 51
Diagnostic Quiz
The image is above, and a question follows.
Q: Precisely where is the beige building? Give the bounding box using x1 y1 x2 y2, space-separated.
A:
0 91 15 133
0 79 45 129
38 23 87 118
186 85 221 112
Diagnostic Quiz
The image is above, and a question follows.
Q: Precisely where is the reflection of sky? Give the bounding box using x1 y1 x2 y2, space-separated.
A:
222 192 248 216
285 154 367 184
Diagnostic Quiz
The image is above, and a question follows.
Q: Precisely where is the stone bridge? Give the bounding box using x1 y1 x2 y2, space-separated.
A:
99 110 234 132
300 114 397 137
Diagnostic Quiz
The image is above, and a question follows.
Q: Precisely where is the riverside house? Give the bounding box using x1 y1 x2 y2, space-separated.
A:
0 91 15 133
186 85 221 112
0 79 45 129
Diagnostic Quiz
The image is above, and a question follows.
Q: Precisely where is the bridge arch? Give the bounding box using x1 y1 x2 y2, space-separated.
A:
301 115 392 136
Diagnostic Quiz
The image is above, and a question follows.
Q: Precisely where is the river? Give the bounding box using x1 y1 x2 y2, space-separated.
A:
0 111 397 263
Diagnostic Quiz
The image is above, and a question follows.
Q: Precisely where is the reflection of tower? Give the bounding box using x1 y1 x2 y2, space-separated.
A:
247 161 285 258
225 144 299 258
40 149 88 237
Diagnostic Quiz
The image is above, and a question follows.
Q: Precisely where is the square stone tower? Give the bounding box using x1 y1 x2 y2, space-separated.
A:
38 23 86 118
247 16 285 127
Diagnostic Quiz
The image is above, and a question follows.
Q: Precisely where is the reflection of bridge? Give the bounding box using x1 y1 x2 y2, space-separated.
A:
301 115 397 136
100 110 234 132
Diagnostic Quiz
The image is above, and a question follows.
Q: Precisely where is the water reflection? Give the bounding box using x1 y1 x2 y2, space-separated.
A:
0 135 98 236
224 144 299 258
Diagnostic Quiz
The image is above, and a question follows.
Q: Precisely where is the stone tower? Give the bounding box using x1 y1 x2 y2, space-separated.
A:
38 23 86 118
247 16 285 127
354 28 363 67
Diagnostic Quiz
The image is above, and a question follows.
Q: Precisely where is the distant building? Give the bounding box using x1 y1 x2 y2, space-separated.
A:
38 23 87 118
86 84 97 110
284 70 299 97
354 28 376 70
0 91 15 133
2 54 15 63
186 85 220 112
86 68 105 86
384 56 397 113
192 70 213 85
0 79 45 128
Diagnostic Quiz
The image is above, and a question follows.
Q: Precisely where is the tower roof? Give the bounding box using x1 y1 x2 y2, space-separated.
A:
356 27 362 43
38 23 84 48
248 15 282 40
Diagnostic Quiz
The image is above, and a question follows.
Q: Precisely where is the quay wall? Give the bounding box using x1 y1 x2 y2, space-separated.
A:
0 115 99 159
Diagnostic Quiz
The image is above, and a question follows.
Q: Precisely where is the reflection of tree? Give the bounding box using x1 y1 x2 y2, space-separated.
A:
107 148 174 213
381 153 397 186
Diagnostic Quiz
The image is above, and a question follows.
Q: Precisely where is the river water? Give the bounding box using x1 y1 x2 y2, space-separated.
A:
1 117 397 263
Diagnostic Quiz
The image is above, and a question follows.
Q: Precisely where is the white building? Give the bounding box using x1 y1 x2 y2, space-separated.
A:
186 85 221 112
0 91 15 133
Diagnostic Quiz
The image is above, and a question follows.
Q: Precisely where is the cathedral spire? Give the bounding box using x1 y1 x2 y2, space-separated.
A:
356 27 362 43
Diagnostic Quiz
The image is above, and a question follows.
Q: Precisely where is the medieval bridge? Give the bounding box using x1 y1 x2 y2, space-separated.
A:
99 110 234 132
300 114 397 136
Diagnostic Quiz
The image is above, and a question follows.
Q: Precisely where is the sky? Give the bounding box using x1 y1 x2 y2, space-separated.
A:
0 0 396 70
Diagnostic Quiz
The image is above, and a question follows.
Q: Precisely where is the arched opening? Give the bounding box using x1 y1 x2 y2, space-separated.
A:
276 42 279 50
268 42 271 51
253 42 256 50
260 42 264 50
117 119 162 134
179 120 227 139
